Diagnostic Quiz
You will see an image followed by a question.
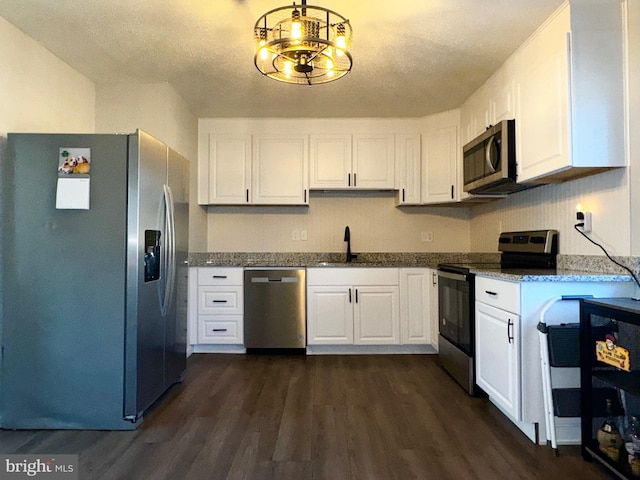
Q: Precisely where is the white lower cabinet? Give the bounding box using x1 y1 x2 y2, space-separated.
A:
399 268 432 344
307 286 353 344
189 267 244 346
307 268 400 346
475 301 521 420
474 275 635 445
354 286 400 345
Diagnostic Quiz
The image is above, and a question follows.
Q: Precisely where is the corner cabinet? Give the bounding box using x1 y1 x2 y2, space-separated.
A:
198 133 309 205
395 124 464 206
421 126 459 204
580 298 640 480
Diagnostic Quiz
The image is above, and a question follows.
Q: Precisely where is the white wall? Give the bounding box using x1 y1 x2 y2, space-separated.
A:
95 82 207 251
0 16 95 135
207 194 471 252
0 15 97 426
469 168 629 255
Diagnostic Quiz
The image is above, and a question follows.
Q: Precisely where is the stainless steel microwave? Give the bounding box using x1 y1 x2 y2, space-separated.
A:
462 119 534 195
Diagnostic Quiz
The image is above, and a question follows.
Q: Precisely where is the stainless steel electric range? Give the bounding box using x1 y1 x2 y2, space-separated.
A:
437 229 559 394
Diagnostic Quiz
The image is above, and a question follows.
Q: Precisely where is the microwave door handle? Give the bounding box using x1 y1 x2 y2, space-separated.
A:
485 135 497 173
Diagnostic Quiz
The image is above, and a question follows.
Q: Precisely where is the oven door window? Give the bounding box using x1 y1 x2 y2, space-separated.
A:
438 274 472 355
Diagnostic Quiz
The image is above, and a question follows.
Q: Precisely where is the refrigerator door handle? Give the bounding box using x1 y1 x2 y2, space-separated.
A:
161 184 176 316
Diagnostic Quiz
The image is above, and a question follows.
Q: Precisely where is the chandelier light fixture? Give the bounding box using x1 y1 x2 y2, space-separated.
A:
254 0 353 85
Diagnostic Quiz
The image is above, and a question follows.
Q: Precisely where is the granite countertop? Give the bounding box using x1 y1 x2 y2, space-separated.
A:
188 252 637 283
471 267 632 283
188 252 500 269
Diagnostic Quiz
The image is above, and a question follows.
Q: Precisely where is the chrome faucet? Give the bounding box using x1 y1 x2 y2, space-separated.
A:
344 226 357 263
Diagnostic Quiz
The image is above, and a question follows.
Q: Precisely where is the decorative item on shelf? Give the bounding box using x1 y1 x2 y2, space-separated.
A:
597 398 623 462
624 416 640 476
254 0 353 85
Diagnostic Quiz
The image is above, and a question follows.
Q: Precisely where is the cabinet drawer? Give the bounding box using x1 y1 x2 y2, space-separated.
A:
475 277 520 313
197 267 243 285
198 286 243 314
198 316 243 344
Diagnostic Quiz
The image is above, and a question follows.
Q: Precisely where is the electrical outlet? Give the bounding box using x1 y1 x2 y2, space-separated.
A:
576 211 592 233
300 230 308 241
421 231 434 243
292 230 300 241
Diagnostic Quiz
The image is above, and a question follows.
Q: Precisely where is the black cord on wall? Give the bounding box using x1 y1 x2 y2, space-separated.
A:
573 224 640 290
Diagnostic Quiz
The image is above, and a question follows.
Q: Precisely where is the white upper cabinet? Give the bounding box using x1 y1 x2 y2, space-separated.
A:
308 133 395 190
198 133 308 205
309 134 352 189
421 126 459 204
198 134 251 205
395 134 422 205
515 2 625 184
515 7 571 184
352 134 396 189
395 113 465 206
252 135 309 205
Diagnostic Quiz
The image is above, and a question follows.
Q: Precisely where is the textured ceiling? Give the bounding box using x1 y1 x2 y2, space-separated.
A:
0 0 564 118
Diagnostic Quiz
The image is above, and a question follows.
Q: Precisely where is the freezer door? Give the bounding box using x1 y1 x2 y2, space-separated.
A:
124 130 169 420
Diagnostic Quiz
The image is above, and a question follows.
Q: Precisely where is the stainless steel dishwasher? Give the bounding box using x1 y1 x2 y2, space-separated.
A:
244 268 306 352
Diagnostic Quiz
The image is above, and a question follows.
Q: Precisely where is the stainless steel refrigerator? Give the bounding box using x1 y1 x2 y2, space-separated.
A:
0 129 189 430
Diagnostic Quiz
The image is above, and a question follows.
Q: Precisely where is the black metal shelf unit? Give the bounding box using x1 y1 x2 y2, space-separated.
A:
580 298 640 480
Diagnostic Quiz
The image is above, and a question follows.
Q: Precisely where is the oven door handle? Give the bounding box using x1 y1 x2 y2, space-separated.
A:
437 270 469 282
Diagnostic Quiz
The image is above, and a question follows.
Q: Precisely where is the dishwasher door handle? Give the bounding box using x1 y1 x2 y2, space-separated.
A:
251 277 300 284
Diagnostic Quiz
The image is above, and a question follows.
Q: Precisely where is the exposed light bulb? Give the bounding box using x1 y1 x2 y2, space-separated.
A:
283 61 293 76
336 35 346 50
327 69 334 78
291 20 302 39
326 58 334 70
259 40 268 60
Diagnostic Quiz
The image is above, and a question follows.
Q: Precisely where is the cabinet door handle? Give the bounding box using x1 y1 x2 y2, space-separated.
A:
354 173 357 187
432 271 437 285
246 189 249 203
451 185 454 199
212 328 228 332
507 319 514 344
355 288 359 303
349 288 352 303
402 188 405 202
213 300 228 304
304 189 307 203
213 275 227 279
485 290 497 296
348 173 351 187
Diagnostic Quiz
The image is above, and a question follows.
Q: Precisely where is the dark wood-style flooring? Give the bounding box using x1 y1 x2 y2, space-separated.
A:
0 354 612 479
